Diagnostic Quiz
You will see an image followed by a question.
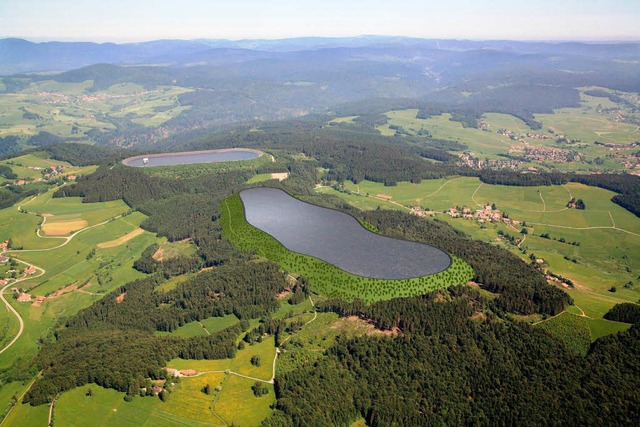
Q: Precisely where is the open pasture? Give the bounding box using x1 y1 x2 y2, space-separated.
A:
97 228 145 248
377 110 527 156
319 178 640 329
0 202 158 371
536 107 640 146
152 239 197 261
0 191 131 250
54 384 215 427
0 153 88 181
167 336 276 382
0 81 192 140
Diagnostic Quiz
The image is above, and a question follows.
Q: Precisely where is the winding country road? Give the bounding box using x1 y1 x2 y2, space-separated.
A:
0 259 45 355
0 195 121 356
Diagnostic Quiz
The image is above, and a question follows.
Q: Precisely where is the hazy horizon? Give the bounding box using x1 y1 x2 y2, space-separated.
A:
1 0 639 43
3 34 640 45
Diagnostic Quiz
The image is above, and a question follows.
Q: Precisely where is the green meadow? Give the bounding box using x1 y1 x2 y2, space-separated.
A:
0 152 96 182
0 187 162 424
54 384 215 427
0 81 192 140
371 88 640 172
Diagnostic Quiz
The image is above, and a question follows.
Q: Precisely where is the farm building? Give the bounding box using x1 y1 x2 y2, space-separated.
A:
17 293 32 303
179 369 197 376
0 256 8 263
24 266 36 275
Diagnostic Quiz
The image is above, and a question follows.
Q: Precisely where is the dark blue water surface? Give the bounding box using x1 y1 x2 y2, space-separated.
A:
123 149 261 167
240 188 451 280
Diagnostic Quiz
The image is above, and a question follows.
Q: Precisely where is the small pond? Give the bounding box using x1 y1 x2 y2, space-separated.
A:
239 187 451 279
123 148 262 167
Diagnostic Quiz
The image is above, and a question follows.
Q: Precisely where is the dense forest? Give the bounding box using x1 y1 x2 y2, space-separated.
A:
604 303 640 324
270 288 639 426
22 260 287 406
0 128 636 424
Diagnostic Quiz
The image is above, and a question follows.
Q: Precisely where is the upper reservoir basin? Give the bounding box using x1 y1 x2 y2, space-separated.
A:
123 148 262 167
239 187 451 280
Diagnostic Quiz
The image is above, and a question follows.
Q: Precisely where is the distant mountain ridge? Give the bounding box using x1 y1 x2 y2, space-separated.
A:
1 36 639 75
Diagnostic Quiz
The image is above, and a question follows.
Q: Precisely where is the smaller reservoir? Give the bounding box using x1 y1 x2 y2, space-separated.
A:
123 148 262 167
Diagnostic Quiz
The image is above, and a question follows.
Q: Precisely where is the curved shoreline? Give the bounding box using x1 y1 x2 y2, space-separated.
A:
239 188 451 280
122 148 264 167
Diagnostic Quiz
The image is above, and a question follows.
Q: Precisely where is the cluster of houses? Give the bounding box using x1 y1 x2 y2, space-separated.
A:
35 89 160 106
445 204 522 227
166 368 197 377
410 204 524 228
497 128 554 142
456 153 522 171
508 144 582 163
9 289 45 304
8 165 77 187
1 241 42 303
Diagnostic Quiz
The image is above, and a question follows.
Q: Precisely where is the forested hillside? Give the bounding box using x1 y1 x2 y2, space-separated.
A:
270 288 639 426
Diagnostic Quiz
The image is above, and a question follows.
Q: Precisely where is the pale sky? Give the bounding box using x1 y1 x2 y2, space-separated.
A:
1 0 639 43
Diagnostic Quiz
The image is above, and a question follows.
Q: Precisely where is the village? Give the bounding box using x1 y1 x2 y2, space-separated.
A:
496 127 555 142
410 203 522 228
456 152 522 170
0 240 41 304
507 143 582 163
5 163 77 187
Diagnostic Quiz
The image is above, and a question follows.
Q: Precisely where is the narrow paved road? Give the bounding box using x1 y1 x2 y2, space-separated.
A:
0 259 45 355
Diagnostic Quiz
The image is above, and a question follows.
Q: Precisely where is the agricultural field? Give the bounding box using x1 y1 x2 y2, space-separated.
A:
221 193 474 302
0 81 192 141
372 88 640 172
318 177 640 338
0 187 162 423
0 152 96 185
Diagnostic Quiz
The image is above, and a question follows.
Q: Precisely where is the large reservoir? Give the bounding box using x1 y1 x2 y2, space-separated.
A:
239 188 451 280
123 148 262 167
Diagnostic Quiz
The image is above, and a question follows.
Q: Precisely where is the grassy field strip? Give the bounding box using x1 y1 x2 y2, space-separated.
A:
0 371 41 426
525 221 640 237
